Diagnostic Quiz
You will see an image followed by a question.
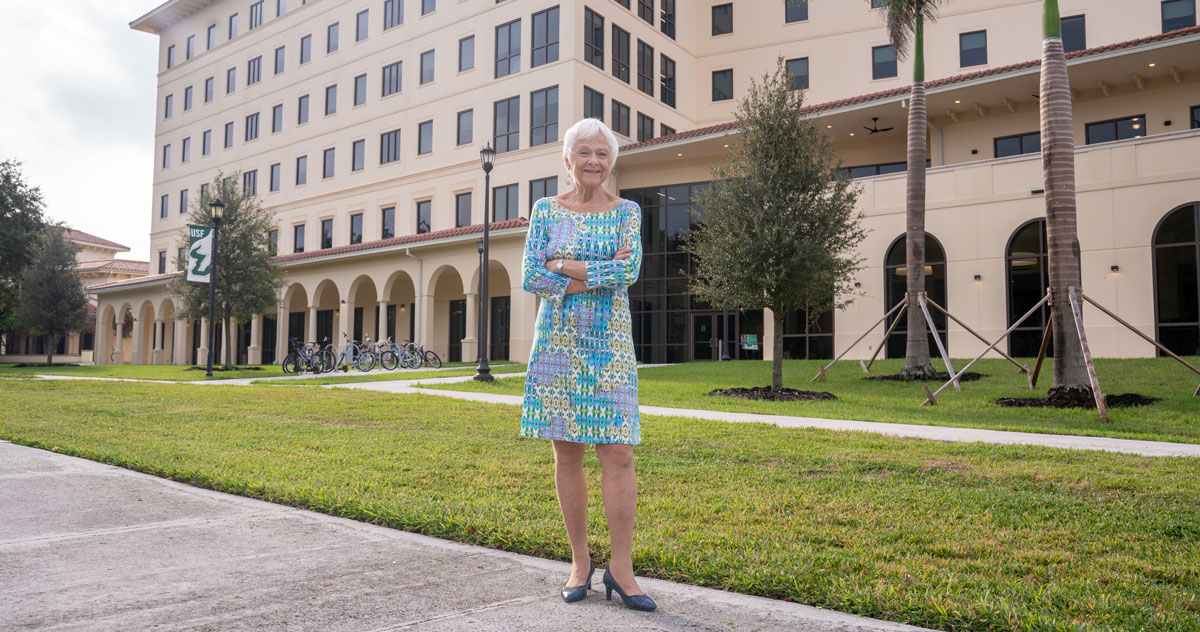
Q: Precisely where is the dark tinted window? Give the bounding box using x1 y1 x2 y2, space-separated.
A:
712 69 732 101
994 131 1040 158
381 207 395 239
382 61 402 96
532 7 559 68
352 139 365 171
380 129 401 164
1162 0 1197 32
458 109 473 145
420 49 435 84
459 36 474 72
1085 114 1147 144
495 20 520 78
418 120 433 155
321 219 333 249
785 0 807 22
584 9 604 68
612 25 629 82
612 100 630 136
350 213 363 244
786 57 808 89
531 86 558 146
493 184 519 221
456 192 472 227
584 87 603 121
494 96 520 153
712 4 732 35
294 224 305 253
872 45 897 79
416 200 431 233
1061 15 1086 52
959 30 987 67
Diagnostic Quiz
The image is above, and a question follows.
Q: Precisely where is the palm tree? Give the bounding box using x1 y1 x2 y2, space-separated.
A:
1039 0 1090 400
880 0 942 380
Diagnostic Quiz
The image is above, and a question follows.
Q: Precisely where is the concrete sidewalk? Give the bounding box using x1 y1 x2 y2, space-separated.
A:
0 441 930 632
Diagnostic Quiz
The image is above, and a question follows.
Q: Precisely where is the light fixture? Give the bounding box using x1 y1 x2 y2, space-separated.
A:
479 143 496 173
954 99 961 104
973 274 982 281
849 132 855 136
1149 62 1156 67
209 198 225 220
1132 124 1141 129
677 153 683 157
827 124 832 128
1111 265 1120 272
853 282 861 288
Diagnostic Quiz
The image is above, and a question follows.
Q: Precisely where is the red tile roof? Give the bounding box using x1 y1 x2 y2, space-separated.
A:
272 217 529 263
62 228 130 251
76 259 150 273
621 24 1200 152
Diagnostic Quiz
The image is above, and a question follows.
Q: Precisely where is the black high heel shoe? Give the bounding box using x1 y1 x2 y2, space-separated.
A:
602 568 657 611
561 560 596 603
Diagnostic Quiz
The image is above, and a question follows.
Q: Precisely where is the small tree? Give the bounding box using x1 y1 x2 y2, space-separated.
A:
167 173 284 368
17 226 89 365
687 58 866 390
0 160 48 343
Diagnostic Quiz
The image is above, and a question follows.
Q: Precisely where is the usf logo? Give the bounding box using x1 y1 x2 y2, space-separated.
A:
187 225 214 283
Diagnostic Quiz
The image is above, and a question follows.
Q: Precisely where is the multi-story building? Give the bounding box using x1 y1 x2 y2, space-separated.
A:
94 0 1200 367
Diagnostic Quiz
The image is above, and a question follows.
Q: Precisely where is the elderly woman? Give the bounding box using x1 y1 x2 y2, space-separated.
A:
521 118 654 612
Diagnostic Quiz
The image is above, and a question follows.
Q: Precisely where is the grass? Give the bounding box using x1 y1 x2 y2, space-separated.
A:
1 379 1197 631
418 358 1200 445
0 363 276 381
252 363 526 386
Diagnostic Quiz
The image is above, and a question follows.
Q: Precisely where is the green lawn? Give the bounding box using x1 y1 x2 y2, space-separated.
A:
0 363 277 381
1 379 1196 631
417 358 1200 445
253 363 526 386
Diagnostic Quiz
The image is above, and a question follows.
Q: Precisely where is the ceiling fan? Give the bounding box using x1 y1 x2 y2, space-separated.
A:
864 117 894 134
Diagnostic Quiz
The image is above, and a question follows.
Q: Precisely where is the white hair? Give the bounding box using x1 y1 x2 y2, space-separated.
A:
562 118 619 164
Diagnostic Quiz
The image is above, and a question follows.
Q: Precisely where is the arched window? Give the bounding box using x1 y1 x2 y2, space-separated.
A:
884 233 947 359
1006 219 1050 357
1154 203 1200 356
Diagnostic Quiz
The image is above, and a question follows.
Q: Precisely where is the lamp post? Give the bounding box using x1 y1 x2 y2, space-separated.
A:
205 198 225 377
475 143 496 381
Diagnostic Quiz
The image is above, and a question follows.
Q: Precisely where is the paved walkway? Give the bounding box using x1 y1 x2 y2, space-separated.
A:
0 441 929 632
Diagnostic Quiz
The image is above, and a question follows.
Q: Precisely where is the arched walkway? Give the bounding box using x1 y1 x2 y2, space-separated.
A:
1006 219 1050 357
384 271 417 343
468 259 514 361
312 279 341 347
1153 202 1200 356
347 274 380 343
884 233 948 359
429 265 466 362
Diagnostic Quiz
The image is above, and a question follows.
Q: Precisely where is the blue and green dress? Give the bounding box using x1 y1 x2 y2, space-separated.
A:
520 196 643 444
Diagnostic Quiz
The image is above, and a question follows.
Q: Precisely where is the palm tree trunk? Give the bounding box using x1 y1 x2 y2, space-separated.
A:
902 9 935 380
772 308 784 390
1040 0 1090 399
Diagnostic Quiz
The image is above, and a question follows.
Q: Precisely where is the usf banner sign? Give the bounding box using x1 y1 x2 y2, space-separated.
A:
187 224 214 283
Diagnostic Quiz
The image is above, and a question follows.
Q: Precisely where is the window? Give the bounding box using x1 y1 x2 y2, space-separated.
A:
245 112 260 141
381 207 395 239
870 0 886 6
785 0 807 22
380 128 402 163
271 104 283 133
532 7 559 68
838 161 908 178
418 120 433 155
1162 0 1196 32
202 129 212 155
204 76 213 102
712 69 733 101
162 144 171 168
167 45 175 69
226 67 236 93
354 73 367 105
243 169 257 195
584 8 604 69
350 213 363 244
384 0 403 29
612 100 630 136
422 0 435 15
200 183 209 200
180 189 189 214
416 200 431 233
207 24 216 50
661 0 675 37
357 9 369 41
298 94 310 123
224 121 234 148
959 30 987 67
660 123 675 136
1061 15 1086 52
459 36 474 72
270 163 281 191
1085 114 1147 144
321 219 333 249
352 139 365 171
615 0 629 7
274 46 285 74
584 86 603 121
420 49 435 83
323 147 335 178
327 22 339 53
1006 219 1050 356
712 3 732 35
638 0 653 24
786 57 809 89
455 192 472 227
872 45 897 79
660 55 675 107
637 112 654 142
637 41 654 96
268 229 278 255
250 1 264 29
184 86 193 111
296 155 308 184
882 233 946 359
160 194 169 218
1192 105 1200 129
994 131 1040 158
494 96 520 153
530 176 557 210
294 224 305 253
1154 203 1200 356
530 86 559 146
495 20 520 78
493 184 518 221
164 94 173 119
300 34 312 63
186 35 195 59
158 251 167 274
382 61 402 96
248 56 262 85
229 13 239 39
457 110 473 145
325 84 337 115
612 25 629 82
182 137 191 162
276 0 286 17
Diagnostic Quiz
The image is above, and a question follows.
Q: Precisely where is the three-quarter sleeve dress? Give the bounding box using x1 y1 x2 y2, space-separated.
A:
520 196 643 445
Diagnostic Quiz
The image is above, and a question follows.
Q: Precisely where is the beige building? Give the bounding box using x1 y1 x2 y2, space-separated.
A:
94 0 1200 366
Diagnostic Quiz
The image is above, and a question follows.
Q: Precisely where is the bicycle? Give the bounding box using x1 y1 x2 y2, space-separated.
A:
326 333 375 372
282 338 330 374
384 337 422 370
376 337 401 371
402 339 442 369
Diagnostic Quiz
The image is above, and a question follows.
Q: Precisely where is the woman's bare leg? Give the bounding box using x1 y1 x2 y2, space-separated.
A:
595 443 643 595
552 440 591 585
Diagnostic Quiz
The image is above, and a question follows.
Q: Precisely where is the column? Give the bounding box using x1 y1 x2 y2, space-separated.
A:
762 308 776 362
509 286 535 362
462 291 478 362
172 320 188 365
151 320 166 364
130 317 146 365
417 292 435 352
247 315 262 364
114 326 125 365
307 306 318 343
336 300 350 349
275 304 288 362
377 301 389 343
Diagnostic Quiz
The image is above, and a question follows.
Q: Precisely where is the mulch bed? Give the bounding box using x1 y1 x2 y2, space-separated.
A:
184 366 268 372
863 372 984 382
996 393 1160 408
708 386 837 402
13 363 82 368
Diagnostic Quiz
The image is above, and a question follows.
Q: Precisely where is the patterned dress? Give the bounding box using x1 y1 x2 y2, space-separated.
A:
520 196 643 444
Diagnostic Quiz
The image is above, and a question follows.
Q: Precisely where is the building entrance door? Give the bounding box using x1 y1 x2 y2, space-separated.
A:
690 312 736 361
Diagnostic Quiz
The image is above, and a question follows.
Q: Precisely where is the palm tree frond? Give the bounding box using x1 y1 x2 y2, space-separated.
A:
877 0 943 61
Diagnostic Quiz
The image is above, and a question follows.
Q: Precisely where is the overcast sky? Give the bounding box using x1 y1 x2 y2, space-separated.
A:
1 0 161 261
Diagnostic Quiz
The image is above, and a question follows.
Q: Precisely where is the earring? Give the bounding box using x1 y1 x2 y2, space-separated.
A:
565 172 574 188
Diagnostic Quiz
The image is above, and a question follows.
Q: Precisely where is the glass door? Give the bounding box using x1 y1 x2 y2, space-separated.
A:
692 313 715 361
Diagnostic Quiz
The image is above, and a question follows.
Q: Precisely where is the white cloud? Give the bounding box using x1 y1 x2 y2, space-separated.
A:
0 0 161 261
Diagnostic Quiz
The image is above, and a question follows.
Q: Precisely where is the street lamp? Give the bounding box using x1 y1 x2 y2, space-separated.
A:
475 143 496 381
205 198 225 377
